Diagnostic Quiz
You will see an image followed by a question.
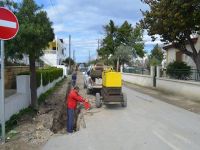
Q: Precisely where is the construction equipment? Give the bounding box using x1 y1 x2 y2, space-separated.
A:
84 64 104 94
95 69 127 108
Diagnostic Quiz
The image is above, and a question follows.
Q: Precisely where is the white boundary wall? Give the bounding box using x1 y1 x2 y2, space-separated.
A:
156 77 200 101
0 75 63 123
122 73 153 87
37 76 62 97
122 73 200 101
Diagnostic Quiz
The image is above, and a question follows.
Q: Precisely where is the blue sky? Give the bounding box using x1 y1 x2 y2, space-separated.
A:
33 0 161 62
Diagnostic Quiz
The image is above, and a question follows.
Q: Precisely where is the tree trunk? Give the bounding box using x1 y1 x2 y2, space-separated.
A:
193 52 200 71
122 62 125 71
106 55 109 66
117 57 119 72
29 54 38 109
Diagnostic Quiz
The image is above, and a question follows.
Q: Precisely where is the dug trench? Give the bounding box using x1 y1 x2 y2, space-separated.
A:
0 73 94 150
51 72 98 134
50 81 86 133
0 78 86 149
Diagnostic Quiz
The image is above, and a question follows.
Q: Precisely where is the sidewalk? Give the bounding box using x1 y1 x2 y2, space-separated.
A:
124 81 200 114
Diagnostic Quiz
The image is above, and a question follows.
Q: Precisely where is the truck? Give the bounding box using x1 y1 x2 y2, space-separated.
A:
83 64 104 94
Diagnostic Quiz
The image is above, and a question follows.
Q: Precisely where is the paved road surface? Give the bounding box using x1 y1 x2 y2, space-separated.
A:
43 86 200 150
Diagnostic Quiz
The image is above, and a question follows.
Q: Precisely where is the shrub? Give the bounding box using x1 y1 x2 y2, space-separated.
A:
40 68 63 86
166 61 192 80
18 68 63 87
40 70 50 86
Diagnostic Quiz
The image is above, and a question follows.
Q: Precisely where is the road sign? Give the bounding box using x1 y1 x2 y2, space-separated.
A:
0 7 19 40
0 40 5 143
0 7 19 144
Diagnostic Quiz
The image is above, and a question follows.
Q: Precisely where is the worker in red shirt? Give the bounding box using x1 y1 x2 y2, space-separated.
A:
66 86 88 133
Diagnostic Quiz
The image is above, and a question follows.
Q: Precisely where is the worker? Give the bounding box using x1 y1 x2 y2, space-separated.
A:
71 71 77 87
66 86 89 133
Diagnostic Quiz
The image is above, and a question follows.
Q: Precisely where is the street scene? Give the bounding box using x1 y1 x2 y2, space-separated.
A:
1 0 200 150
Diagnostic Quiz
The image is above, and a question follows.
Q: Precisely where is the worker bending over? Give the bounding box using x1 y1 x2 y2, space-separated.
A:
66 86 89 133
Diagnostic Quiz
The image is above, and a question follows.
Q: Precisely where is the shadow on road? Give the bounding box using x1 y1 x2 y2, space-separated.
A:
104 104 126 110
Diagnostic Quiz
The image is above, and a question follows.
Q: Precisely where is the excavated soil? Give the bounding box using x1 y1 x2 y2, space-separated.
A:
0 78 70 150
0 72 98 150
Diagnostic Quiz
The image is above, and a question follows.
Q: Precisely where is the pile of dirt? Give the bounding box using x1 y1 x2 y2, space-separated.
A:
0 72 97 149
0 78 70 149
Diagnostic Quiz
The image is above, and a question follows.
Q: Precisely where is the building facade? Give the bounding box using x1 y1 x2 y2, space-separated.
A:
40 39 66 66
163 37 200 69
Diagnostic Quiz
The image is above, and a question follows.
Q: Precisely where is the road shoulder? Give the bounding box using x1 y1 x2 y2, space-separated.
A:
123 81 200 114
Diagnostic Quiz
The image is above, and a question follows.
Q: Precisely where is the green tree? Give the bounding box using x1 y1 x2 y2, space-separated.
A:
113 45 133 70
98 20 144 66
116 22 145 57
149 44 163 65
141 0 200 70
3 0 54 108
98 20 117 64
63 57 75 66
0 0 18 12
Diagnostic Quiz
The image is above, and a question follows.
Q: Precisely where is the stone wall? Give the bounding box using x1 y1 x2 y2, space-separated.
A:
5 66 29 89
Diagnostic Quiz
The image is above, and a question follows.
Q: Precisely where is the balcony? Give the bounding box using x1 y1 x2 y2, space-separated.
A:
43 50 56 54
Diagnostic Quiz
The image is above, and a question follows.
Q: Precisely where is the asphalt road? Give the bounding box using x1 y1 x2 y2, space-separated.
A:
43 86 200 150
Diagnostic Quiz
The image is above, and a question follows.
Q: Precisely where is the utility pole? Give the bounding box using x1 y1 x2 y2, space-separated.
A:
97 39 100 59
55 36 58 65
89 50 91 64
73 49 75 62
69 35 71 70
98 39 100 51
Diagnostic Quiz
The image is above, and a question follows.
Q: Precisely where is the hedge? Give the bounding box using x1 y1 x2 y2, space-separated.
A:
18 67 63 87
166 61 192 80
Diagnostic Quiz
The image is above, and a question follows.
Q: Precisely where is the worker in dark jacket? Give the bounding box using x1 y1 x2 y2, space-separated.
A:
71 71 77 87
66 86 88 133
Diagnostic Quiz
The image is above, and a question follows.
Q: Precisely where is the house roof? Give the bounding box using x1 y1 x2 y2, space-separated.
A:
163 37 198 50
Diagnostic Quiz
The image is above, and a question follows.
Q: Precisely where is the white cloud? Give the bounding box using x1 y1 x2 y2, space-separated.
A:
143 31 163 45
43 0 149 62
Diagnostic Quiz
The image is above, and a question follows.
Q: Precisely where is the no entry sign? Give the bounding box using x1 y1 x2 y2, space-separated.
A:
0 7 19 143
0 7 19 40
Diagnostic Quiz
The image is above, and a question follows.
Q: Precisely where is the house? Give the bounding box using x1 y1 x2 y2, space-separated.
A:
163 37 200 69
40 39 67 66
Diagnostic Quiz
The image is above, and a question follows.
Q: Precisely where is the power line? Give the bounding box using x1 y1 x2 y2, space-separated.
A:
49 0 55 9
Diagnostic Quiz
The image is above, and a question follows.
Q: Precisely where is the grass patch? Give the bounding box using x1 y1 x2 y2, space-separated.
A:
38 78 66 104
0 106 37 136
0 78 67 136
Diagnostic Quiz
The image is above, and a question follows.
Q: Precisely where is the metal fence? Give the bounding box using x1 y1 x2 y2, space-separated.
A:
123 67 200 82
123 67 150 75
162 69 200 81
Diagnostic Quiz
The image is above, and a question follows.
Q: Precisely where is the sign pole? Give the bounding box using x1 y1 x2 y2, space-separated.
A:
0 7 19 144
0 40 5 143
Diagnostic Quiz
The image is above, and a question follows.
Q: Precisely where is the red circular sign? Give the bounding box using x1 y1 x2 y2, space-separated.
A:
0 7 19 40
